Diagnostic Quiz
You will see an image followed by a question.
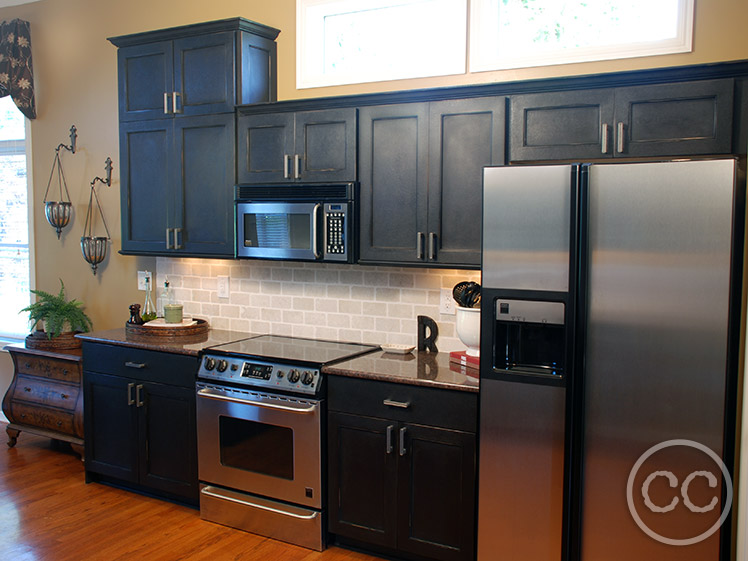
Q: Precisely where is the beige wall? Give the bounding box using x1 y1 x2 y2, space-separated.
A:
0 0 742 335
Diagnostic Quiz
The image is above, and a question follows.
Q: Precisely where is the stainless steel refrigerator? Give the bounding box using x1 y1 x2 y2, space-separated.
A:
478 159 744 561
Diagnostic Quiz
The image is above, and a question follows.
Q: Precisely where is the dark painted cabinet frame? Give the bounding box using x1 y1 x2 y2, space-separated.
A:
327 376 477 561
237 108 357 183
109 18 279 258
82 343 199 505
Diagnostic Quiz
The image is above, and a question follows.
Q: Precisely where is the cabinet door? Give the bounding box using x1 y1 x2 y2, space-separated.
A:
509 89 615 162
237 112 294 183
119 119 172 254
174 31 236 117
295 108 357 182
173 113 235 256
614 78 734 157
83 372 139 483
117 41 173 122
397 424 476 561
328 412 398 548
359 103 429 264
428 98 505 267
138 382 198 503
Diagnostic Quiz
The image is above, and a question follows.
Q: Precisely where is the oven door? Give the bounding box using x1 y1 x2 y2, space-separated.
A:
196 383 323 509
236 201 320 260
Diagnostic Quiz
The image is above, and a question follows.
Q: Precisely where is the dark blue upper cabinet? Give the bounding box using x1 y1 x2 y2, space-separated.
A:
110 18 279 122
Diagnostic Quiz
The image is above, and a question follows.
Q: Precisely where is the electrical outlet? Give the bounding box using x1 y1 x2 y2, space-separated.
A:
137 270 152 291
217 276 230 299
440 288 455 315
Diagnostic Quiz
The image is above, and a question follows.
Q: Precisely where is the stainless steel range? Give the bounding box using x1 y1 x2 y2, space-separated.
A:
196 335 378 550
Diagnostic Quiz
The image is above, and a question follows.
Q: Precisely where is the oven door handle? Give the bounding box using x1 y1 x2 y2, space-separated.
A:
197 388 318 413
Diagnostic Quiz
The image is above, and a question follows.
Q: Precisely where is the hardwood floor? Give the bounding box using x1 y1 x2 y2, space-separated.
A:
0 427 384 561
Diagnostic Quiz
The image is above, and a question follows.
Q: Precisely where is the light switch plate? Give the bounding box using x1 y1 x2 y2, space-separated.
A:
217 276 230 299
137 271 151 291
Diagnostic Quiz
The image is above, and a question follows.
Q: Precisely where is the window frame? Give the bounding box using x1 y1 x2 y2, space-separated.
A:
0 107 34 342
296 0 468 89
469 0 695 73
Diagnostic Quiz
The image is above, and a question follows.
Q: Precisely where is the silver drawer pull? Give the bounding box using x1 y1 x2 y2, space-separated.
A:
201 486 319 520
124 361 146 369
383 399 411 409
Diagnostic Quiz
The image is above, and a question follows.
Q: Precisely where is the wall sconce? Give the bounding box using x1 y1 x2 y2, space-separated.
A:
80 157 113 275
42 125 77 239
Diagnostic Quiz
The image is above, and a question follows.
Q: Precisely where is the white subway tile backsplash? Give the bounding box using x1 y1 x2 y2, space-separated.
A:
157 258 480 352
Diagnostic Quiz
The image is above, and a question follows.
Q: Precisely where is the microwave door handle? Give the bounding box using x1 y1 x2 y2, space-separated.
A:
312 203 322 259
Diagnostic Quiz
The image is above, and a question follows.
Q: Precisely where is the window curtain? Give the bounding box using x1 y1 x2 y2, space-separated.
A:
0 19 35 120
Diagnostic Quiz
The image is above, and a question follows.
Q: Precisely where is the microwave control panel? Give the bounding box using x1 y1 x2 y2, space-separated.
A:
324 203 348 260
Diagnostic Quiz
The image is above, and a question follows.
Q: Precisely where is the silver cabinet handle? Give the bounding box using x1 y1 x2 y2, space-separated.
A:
312 203 321 259
174 227 183 250
163 93 171 115
166 228 173 249
136 384 144 408
125 361 146 369
294 154 301 179
601 123 609 154
197 388 319 414
172 91 181 114
283 154 290 179
383 398 411 409
386 425 394 455
417 232 425 260
616 121 625 153
399 427 407 456
428 232 436 261
127 382 135 406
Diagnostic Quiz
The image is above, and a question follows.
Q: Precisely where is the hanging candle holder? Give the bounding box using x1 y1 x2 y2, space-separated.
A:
81 157 113 275
43 125 77 239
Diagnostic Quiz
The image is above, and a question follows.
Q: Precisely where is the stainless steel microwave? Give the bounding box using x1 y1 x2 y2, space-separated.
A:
235 183 357 263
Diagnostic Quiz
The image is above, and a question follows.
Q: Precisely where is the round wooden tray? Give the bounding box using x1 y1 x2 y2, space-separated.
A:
25 331 82 350
125 317 209 339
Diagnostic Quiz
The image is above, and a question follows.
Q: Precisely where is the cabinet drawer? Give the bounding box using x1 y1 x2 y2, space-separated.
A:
11 402 76 435
15 353 80 383
82 342 198 387
328 376 477 432
12 375 79 411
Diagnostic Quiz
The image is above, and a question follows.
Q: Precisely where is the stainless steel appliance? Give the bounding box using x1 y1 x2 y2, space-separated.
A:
478 160 744 561
196 335 378 550
235 183 357 262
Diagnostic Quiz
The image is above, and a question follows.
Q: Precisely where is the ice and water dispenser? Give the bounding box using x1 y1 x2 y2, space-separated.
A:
492 298 566 378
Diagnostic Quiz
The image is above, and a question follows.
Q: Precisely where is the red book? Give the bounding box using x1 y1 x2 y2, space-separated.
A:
449 350 480 370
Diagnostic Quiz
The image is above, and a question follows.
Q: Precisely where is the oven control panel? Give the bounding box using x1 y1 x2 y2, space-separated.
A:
198 354 321 395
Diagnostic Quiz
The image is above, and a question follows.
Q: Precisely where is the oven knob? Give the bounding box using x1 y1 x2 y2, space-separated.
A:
301 371 315 385
288 369 301 383
204 357 216 371
217 360 228 373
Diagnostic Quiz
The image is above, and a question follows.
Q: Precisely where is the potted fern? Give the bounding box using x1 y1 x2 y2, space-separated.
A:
20 279 93 350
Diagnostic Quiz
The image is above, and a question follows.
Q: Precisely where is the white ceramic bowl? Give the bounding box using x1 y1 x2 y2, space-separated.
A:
455 307 481 357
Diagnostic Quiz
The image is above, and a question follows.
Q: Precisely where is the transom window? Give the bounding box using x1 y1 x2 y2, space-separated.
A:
297 0 468 88
297 0 694 88
470 0 694 72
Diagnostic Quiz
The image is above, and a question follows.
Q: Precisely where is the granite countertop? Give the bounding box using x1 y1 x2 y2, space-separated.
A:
323 350 479 393
76 328 259 356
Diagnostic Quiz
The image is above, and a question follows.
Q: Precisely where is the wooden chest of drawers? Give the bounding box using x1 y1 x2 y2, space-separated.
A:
2 343 84 459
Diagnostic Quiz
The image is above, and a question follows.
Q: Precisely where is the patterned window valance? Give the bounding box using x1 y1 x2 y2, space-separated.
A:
0 19 35 120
